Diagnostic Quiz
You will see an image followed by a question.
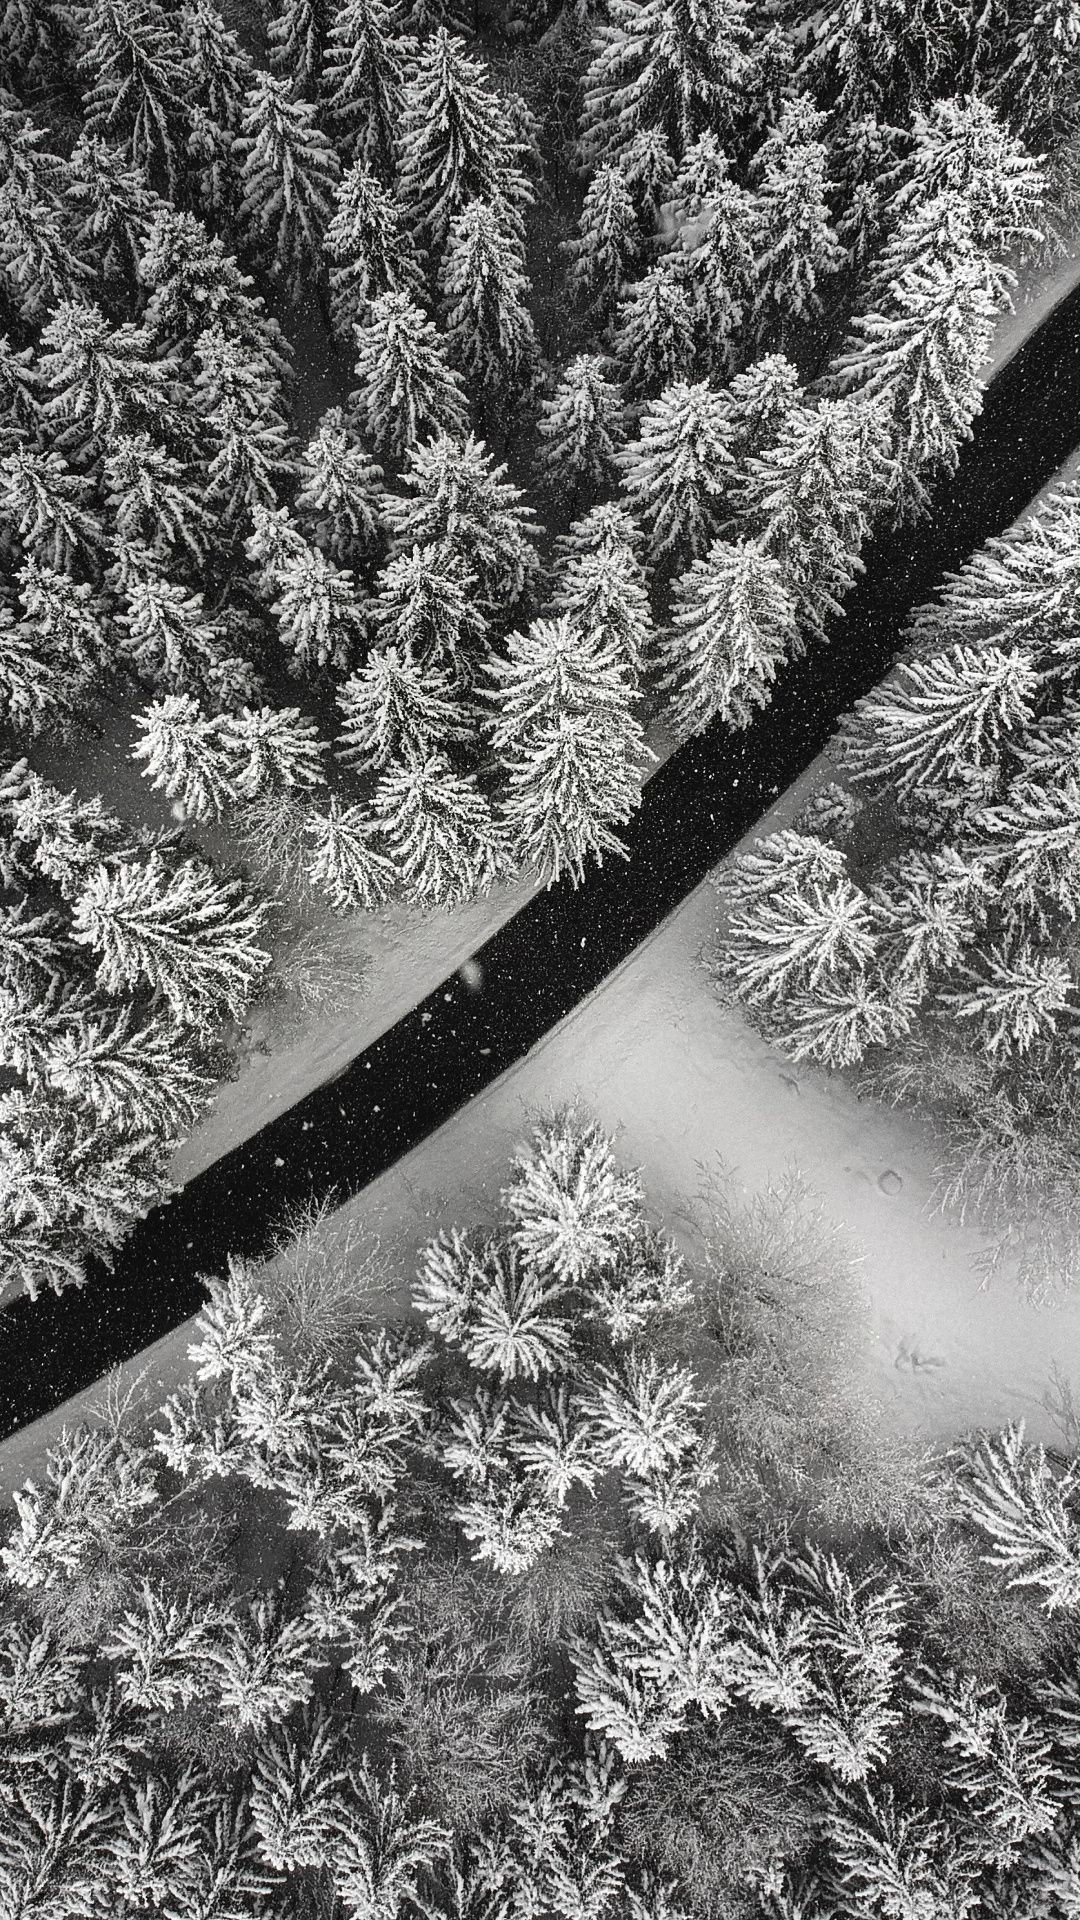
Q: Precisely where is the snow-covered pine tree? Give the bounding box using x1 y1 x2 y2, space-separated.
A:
117 560 247 705
1 1087 166 1295
105 1578 223 1711
822 1782 981 1920
659 537 798 735
552 501 648 574
8 771 131 902
612 259 699 399
0 599 92 740
734 395 887 636
245 500 310 601
266 0 331 89
194 323 295 529
675 167 757 381
211 1589 317 1734
867 847 984 1002
536 355 627 500
721 833 879 1010
0 446 105 573
822 253 1000 524
397 28 533 264
892 95 1046 272
910 1668 1057 1864
324 164 426 339
132 693 236 820
294 407 383 569
966 772 1080 930
439 201 538 400
382 432 540 616
337 645 470 773
42 1000 214 1140
988 0 1080 141
831 115 907 276
37 299 175 467
0 334 42 455
951 1422 1080 1612
750 96 844 343
64 135 165 302
103 433 208 571
71 850 271 1025
304 796 396 911
838 643 1038 798
618 380 735 566
271 540 367 676
366 542 486 685
773 1546 905 1783
16 561 105 687
907 482 1080 659
549 540 654 680
503 1116 643 1285
486 614 648 888
250 1701 346 1873
801 0 954 122
372 752 503 907
351 293 469 457
578 0 752 170
139 206 291 378
321 0 414 177
219 704 327 798
0 101 87 323
333 1761 450 1920
182 0 254 221
620 124 678 221
565 163 645 326
723 354 802 463
238 73 340 301
938 938 1074 1059
78 0 192 199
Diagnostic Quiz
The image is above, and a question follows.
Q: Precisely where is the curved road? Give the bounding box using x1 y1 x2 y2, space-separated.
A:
4 281 1080 1433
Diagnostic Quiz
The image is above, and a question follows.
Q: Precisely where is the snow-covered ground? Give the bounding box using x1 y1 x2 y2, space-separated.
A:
5 242 1080 1491
5 724 1080 1499
166 236 1080 1182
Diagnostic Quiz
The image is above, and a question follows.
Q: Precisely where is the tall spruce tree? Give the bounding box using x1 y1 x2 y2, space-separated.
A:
578 0 752 169
321 0 413 177
659 537 798 735
565 163 645 326
183 0 255 222
612 260 700 398
337 645 470 772
536 356 627 499
397 29 533 263
618 380 735 566
266 0 331 90
78 0 192 199
439 202 538 400
71 851 271 1026
294 408 384 568
735 396 888 635
486 615 648 888
351 294 470 457
373 753 503 907
382 433 540 616
750 96 844 342
324 164 425 340
238 74 340 301
367 542 486 683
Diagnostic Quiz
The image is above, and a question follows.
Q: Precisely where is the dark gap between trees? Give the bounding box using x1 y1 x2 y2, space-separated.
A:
4 282 1080 1437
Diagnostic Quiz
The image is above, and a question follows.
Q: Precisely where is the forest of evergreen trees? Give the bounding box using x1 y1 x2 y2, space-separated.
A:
6 2 1080 1907
2 1117 1079 1917
2 0 1078 1300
